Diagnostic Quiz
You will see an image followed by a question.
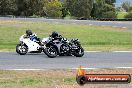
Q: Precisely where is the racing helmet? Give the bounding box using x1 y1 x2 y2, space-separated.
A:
51 31 59 38
26 29 33 36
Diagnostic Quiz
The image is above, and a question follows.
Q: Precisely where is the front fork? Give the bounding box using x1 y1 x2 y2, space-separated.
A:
19 41 24 46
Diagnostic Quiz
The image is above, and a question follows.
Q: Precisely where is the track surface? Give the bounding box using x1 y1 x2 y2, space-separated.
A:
0 17 132 28
0 18 132 69
0 52 132 69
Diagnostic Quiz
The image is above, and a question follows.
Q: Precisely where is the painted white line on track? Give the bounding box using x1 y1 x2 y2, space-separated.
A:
2 67 132 71
85 51 102 52
71 68 97 70
72 67 132 70
89 24 93 26
113 51 132 52
115 67 132 69
122 27 127 28
85 51 132 53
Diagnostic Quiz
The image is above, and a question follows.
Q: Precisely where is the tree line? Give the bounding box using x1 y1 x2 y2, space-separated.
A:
0 0 117 18
121 1 132 18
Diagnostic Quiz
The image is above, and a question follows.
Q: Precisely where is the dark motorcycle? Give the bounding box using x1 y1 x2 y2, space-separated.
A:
44 36 84 58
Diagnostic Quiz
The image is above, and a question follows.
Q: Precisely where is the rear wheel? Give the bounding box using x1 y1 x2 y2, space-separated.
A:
44 46 57 58
16 44 28 55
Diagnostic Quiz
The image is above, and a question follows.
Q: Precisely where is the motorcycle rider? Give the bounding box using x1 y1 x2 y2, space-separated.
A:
50 31 72 56
50 31 63 41
21 29 41 44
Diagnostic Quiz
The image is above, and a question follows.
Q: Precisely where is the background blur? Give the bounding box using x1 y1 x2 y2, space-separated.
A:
0 0 132 19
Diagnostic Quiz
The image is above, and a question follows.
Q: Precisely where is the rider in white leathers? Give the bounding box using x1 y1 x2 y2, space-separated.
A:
20 29 41 44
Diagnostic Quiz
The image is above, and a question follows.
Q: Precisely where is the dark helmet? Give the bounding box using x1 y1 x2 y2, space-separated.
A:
26 29 33 36
51 31 59 38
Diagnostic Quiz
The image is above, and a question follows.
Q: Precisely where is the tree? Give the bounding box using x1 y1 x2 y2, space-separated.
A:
91 0 116 18
91 0 105 18
129 6 132 12
125 12 132 18
65 0 93 18
61 4 69 18
16 0 45 16
16 0 28 16
122 1 130 12
65 0 75 16
0 0 17 15
44 0 63 17
105 0 116 5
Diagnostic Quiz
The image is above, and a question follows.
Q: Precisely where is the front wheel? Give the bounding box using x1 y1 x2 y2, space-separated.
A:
74 47 84 57
16 44 28 55
76 75 87 85
44 46 57 58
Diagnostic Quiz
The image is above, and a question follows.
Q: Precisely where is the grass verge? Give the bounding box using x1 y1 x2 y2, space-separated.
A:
0 69 132 88
0 20 132 51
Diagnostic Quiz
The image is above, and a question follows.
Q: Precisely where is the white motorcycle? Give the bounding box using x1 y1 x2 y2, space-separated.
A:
16 35 49 55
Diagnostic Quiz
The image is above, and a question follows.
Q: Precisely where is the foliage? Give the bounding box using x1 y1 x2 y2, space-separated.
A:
44 0 63 17
91 0 116 18
61 2 70 18
16 0 45 16
117 12 127 18
102 11 117 18
0 0 62 17
129 6 132 12
65 0 93 18
0 0 117 18
105 0 116 5
0 0 17 15
122 1 131 12
125 12 132 18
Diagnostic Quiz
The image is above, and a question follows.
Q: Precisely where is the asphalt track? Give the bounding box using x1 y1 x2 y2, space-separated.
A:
0 52 132 69
0 17 132 28
0 18 132 69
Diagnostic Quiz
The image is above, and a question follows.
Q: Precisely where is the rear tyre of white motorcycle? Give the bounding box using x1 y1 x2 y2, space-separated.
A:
16 44 28 55
74 47 84 57
44 46 57 58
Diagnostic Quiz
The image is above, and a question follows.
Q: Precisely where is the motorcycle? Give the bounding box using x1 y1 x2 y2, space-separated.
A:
44 36 84 58
16 35 49 55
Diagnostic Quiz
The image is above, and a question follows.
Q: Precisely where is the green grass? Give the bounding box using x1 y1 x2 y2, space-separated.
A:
117 12 128 18
0 69 132 88
0 20 132 51
63 77 75 84
0 70 76 88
